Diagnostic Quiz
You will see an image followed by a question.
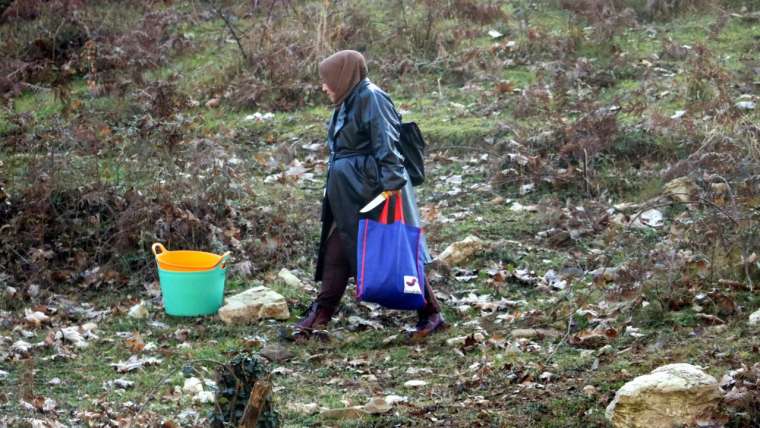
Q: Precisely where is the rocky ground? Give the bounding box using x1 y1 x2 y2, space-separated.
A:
1 1 759 427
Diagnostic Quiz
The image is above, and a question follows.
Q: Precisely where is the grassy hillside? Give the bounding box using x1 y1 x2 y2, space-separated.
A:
1 0 759 426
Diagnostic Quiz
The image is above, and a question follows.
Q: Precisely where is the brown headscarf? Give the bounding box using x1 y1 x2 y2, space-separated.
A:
318 50 368 105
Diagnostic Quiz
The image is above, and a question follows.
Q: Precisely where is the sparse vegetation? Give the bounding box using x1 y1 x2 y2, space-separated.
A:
1 0 759 427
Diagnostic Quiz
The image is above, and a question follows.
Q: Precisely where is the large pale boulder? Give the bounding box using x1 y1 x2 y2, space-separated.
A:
218 286 289 325
606 363 723 428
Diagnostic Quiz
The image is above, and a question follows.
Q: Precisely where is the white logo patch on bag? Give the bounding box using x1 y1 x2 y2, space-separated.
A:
403 275 422 294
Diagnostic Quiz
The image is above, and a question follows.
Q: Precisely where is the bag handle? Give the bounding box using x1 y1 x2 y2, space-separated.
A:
379 191 405 224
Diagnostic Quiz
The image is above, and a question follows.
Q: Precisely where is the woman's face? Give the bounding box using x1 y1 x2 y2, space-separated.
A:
322 82 337 103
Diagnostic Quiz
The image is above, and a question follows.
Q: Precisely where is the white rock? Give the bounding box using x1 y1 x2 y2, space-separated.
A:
218 286 290 325
436 235 486 267
736 100 755 110
277 268 303 288
194 390 215 403
488 29 503 38
749 308 760 327
81 322 97 334
111 355 162 372
671 110 686 119
24 309 49 327
11 340 32 354
287 402 319 415
183 377 203 394
446 333 485 346
583 385 597 397
57 326 89 348
539 371 554 382
243 112 275 121
42 398 57 412
48 377 61 385
127 301 149 319
27 283 40 297
403 379 428 387
510 202 539 212
0 369 9 380
633 209 663 228
606 363 723 427
113 378 135 389
519 183 535 195
363 396 393 414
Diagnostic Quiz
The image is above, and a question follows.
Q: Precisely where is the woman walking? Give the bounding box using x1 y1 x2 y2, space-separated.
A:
294 50 444 341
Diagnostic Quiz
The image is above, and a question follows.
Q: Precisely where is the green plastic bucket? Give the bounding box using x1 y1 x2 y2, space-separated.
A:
158 265 226 316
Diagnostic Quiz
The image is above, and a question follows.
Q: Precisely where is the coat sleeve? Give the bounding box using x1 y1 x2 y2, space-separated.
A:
357 91 407 191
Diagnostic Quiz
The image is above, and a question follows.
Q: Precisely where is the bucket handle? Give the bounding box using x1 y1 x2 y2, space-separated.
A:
152 243 167 257
216 251 231 270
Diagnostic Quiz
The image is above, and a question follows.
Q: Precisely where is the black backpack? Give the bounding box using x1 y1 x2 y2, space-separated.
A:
398 122 426 186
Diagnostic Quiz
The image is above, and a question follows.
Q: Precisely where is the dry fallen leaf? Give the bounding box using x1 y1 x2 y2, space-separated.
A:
125 332 145 353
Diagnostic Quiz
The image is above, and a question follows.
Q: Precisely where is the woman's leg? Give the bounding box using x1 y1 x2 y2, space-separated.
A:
419 274 442 317
295 229 351 332
315 230 352 311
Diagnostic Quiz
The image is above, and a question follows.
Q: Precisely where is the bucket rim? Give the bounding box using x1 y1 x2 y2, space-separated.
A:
152 243 230 270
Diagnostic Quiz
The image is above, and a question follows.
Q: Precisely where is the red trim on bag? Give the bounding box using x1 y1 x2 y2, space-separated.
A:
395 193 406 224
358 218 369 298
416 230 426 305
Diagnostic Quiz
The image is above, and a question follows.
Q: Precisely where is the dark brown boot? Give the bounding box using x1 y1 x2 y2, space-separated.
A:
293 303 337 342
294 302 320 331
410 312 446 341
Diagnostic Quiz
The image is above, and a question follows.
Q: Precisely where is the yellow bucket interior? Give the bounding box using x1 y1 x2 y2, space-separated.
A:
152 243 227 272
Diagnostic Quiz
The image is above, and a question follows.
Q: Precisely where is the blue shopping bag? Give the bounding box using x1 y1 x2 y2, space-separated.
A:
356 192 426 310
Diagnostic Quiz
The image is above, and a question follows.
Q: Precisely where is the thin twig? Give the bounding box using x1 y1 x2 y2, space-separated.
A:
210 2 250 63
545 306 575 365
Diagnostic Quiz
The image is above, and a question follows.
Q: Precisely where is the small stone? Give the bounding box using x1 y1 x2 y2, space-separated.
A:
48 377 61 385
42 398 56 412
183 377 203 394
583 385 597 397
436 235 487 267
320 406 370 420
113 378 135 389
218 286 289 324
288 402 319 415
539 372 554 382
749 308 760 327
205 98 220 108
127 301 149 319
24 309 49 327
11 340 32 354
194 390 215 403
27 284 40 298
403 379 428 387
736 100 755 110
510 328 562 339
363 396 393 414
277 268 303 288
260 344 293 362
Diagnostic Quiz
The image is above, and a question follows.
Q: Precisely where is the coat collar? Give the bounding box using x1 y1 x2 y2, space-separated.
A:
332 79 370 138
